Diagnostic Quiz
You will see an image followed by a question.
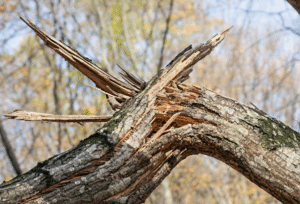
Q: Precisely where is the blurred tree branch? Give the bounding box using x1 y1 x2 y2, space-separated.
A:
0 119 22 176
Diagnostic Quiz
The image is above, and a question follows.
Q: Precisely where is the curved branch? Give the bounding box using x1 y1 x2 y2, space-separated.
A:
2 27 273 204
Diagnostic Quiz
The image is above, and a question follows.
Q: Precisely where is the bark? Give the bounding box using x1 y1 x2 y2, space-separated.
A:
1 18 300 204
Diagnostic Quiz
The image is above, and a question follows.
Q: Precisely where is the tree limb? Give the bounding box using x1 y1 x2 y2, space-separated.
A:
7 20 299 204
1 2 300 203
19 17 137 98
0 25 250 204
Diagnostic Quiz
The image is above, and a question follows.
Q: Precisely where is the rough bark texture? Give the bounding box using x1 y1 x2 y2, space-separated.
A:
1 17 300 204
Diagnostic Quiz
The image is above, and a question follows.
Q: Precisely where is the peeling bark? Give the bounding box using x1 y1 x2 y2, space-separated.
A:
1 18 299 204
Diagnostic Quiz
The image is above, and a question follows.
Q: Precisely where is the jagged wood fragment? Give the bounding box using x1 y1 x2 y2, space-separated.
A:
119 72 141 92
165 44 192 68
4 110 112 123
173 67 193 84
150 112 181 142
20 17 137 98
105 85 131 102
147 26 233 101
106 95 122 111
117 64 144 90
164 27 233 86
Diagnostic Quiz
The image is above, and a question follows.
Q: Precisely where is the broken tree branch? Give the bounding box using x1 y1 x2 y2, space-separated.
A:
146 26 233 101
19 17 137 98
4 110 112 123
117 64 144 90
5 19 280 204
0 7 299 203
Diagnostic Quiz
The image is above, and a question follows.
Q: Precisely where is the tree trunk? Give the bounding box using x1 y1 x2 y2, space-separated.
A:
1 18 300 204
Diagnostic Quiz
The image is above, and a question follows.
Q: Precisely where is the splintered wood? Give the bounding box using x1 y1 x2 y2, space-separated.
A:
150 112 181 141
11 17 144 121
4 110 112 123
151 84 203 132
19 17 137 99
6 18 231 126
1 17 234 204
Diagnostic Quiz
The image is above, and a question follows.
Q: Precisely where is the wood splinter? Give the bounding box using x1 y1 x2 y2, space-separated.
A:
4 110 112 123
150 112 181 142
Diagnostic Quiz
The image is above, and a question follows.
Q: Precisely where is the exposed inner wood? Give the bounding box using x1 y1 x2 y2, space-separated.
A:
19 17 137 99
117 64 144 90
16 83 210 204
2 14 300 203
4 110 112 123
150 112 181 141
4 18 235 204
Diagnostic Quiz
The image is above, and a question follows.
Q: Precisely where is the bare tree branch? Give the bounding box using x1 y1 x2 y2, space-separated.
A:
0 119 22 176
157 0 174 71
